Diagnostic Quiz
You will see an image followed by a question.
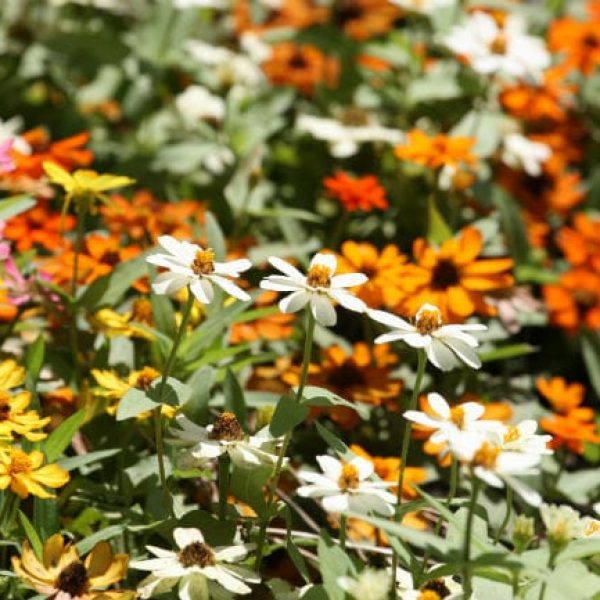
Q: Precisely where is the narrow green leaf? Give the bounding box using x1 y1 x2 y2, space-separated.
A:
315 422 352 460
17 511 43 560
223 369 247 428
317 531 354 600
287 534 311 584
0 195 36 221
270 395 309 437
582 330 600 399
25 335 45 383
480 344 537 363
43 410 86 462
58 449 121 472
75 525 124 555
427 195 452 244
205 211 226 261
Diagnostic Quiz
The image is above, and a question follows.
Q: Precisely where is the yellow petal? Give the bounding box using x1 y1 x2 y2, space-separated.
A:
84 541 113 579
42 161 75 192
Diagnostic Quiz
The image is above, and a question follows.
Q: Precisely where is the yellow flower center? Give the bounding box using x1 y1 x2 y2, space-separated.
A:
8 449 32 475
419 579 451 599
449 406 465 428
503 425 521 444
338 463 360 490
585 520 600 537
306 264 332 288
192 248 215 276
472 442 501 470
0 391 11 421
134 367 161 391
491 33 507 55
178 542 216 568
415 309 442 335
209 412 244 441
57 561 89 597
418 591 442 600
132 298 154 324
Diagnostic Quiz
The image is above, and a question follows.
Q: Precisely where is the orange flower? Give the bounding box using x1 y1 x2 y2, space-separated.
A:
396 226 514 322
233 0 329 34
535 377 592 420
556 213 600 272
549 15 600 75
539 414 600 454
261 43 339 96
543 269 600 332
335 241 407 309
282 342 402 429
395 129 477 171
333 0 401 41
324 171 389 212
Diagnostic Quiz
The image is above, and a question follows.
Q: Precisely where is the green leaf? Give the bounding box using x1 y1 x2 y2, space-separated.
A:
151 293 177 340
223 369 247 428
315 422 352 460
317 531 354 600
300 385 370 420
33 497 59 540
116 388 158 421
17 511 43 560
25 335 45 383
183 366 216 421
287 533 311 584
427 195 452 244
43 410 86 462
75 525 124 555
270 395 309 437
582 330 600 399
480 344 537 363
228 464 271 516
58 449 121 472
492 187 530 266
0 195 36 221
148 377 192 407
205 211 226 261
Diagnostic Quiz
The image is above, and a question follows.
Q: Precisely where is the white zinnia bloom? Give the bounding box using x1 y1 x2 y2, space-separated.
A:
174 0 227 8
131 527 259 598
260 253 367 327
338 568 390 600
499 420 552 456
501 133 552 176
296 455 396 516
168 412 280 469
390 0 454 14
175 85 226 124
368 303 487 371
147 235 251 304
540 504 583 546
444 11 550 81
404 392 486 444
296 114 404 158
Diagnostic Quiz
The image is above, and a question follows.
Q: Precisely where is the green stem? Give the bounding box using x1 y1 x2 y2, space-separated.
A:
340 514 347 552
390 349 426 597
463 474 481 599
218 453 231 521
538 550 556 600
154 290 195 515
255 310 316 571
494 486 513 544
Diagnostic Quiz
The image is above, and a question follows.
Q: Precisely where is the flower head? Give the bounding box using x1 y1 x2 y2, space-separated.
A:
324 171 389 212
260 252 367 326
540 504 583 551
0 390 50 442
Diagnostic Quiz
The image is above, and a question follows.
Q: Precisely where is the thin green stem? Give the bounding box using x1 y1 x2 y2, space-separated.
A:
538 550 556 600
340 514 347 552
494 486 513 544
390 349 426 597
462 474 481 599
218 453 231 521
255 310 316 571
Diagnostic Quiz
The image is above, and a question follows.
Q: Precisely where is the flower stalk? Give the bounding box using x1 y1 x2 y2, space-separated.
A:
463 473 482 599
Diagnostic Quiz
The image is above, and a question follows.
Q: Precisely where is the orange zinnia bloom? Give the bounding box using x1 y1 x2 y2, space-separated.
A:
396 226 514 322
333 0 401 41
540 414 600 454
324 171 389 213
261 43 339 96
549 15 600 75
556 213 600 272
535 377 592 420
543 268 600 332
335 241 407 309
395 129 477 171
233 0 329 34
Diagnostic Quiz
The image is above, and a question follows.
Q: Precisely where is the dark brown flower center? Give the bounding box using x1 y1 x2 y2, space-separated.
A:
132 298 154 324
209 412 244 441
326 363 366 388
101 250 121 266
192 248 215 276
57 561 89 597
0 392 11 421
421 578 451 598
574 289 598 311
336 1 364 24
431 259 460 290
134 367 160 391
583 34 599 49
178 542 216 568
290 51 308 69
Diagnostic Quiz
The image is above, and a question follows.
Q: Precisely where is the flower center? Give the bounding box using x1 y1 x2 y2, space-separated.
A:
338 463 360 490
340 106 370 127
472 442 501 470
503 425 520 444
306 264 332 289
8 449 32 475
209 412 244 441
290 51 308 69
490 33 507 54
100 250 121 266
585 520 600 537
420 579 451 599
449 406 465 429
431 259 460 290
0 391 11 421
326 363 366 389
415 308 442 335
192 248 215 276
583 34 599 49
134 367 160 391
57 561 89 597
336 1 364 24
573 289 598 311
418 591 441 600
132 298 153 324
178 541 216 568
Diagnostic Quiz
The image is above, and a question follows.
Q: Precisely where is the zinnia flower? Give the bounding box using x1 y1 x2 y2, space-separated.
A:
0 390 50 441
324 171 389 212
260 252 367 326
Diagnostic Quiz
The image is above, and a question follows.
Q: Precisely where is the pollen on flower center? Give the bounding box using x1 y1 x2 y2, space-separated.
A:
449 406 466 428
420 578 451 599
415 308 442 335
490 33 508 54
209 412 244 441
472 442 501 470
191 248 215 276
134 367 160 391
8 449 32 475
503 425 521 444
56 561 89 597
0 391 11 421
418 591 442 600
338 463 360 490
178 541 216 568
340 106 370 127
306 264 332 289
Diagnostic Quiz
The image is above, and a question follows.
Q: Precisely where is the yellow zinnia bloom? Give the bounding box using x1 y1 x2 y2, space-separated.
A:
88 307 155 340
0 448 69 499
0 359 26 391
91 367 176 419
12 534 133 599
0 390 50 441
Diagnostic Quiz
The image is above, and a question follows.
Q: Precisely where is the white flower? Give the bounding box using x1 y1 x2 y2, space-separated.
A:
260 253 367 327
499 420 552 456
174 0 227 8
396 566 464 599
368 303 487 371
175 85 226 124
338 568 390 600
444 11 550 81
131 527 259 599
296 455 396 516
168 412 280 469
147 235 251 304
404 392 486 444
390 0 454 14
203 146 235 174
296 114 404 158
580 517 600 539
540 504 583 547
0 117 30 155
502 133 552 176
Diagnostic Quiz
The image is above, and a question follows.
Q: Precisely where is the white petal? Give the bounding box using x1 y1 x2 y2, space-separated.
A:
311 295 337 327
175 528 205 549
146 254 192 273
190 279 211 304
427 393 450 419
310 252 337 273
210 275 250 301
152 272 189 296
329 289 366 313
316 455 343 480
214 545 249 563
260 276 305 292
179 573 209 600
202 565 252 594
373 332 409 345
331 273 368 288
268 256 305 280
322 493 350 514
351 456 374 480
367 309 413 331
348 492 394 516
401 332 431 348
443 338 482 369
427 340 460 371
137 574 179 599
215 258 252 276
279 290 310 314
403 411 442 429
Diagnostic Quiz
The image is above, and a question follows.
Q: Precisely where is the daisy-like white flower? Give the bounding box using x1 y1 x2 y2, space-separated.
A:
501 133 552 177
168 412 280 469
260 253 367 327
131 527 259 599
540 504 583 549
368 303 487 371
175 85 226 124
499 420 552 456
396 566 464 600
296 455 396 516
444 11 550 81
404 392 486 445
146 235 252 304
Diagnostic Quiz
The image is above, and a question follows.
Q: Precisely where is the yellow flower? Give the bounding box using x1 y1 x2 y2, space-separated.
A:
88 307 155 340
0 390 50 441
0 359 26 391
0 448 69 499
91 367 177 419
12 534 133 599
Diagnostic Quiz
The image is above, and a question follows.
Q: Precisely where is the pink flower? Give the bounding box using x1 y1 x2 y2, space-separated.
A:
0 139 15 173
